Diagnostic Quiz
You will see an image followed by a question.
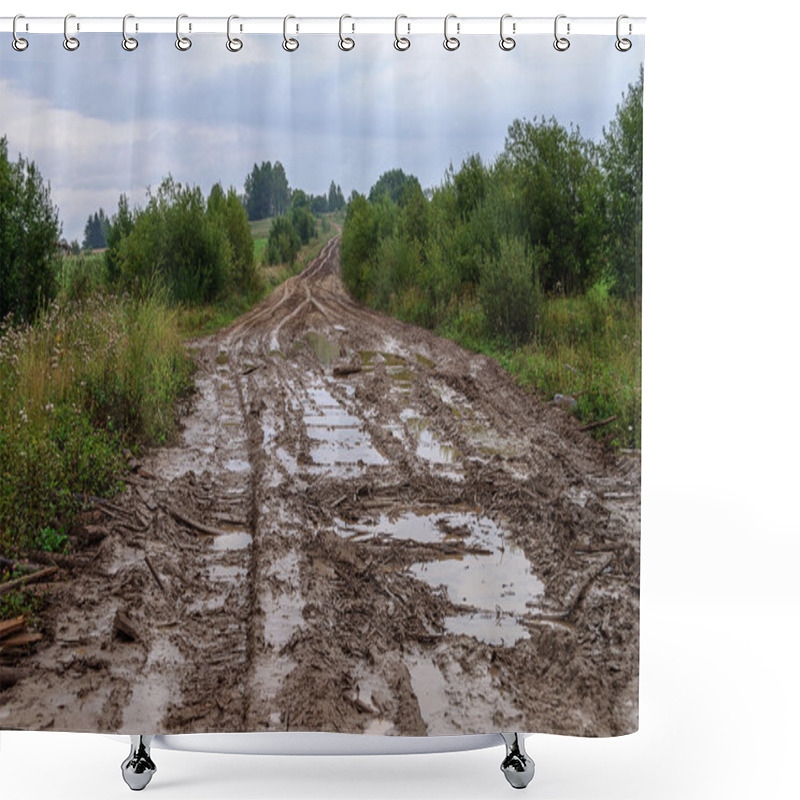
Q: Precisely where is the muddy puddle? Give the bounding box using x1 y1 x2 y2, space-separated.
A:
400 408 461 467
336 509 543 646
302 378 388 471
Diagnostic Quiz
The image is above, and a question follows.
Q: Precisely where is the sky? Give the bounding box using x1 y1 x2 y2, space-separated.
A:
0 32 643 241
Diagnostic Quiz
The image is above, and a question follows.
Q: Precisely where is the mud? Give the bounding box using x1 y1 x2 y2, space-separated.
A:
0 235 640 737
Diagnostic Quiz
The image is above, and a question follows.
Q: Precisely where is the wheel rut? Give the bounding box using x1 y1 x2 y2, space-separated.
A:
0 234 640 738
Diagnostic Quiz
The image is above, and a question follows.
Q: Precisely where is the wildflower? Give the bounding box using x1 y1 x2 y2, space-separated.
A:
19 408 28 423
45 403 54 413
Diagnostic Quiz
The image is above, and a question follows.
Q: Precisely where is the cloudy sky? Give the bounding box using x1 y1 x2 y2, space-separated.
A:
0 33 643 241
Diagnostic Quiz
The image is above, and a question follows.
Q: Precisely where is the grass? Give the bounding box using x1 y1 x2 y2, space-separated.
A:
391 283 641 449
0 290 193 571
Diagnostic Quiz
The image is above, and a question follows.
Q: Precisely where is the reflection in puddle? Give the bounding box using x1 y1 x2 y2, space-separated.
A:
406 653 450 721
338 510 542 646
263 551 305 652
400 409 460 465
224 458 251 473
212 530 252 551
302 379 387 469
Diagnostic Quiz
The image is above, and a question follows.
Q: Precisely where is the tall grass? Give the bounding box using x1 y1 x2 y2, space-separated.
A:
389 283 641 449
0 290 192 557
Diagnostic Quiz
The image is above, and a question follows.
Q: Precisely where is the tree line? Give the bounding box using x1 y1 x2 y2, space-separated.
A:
341 67 643 341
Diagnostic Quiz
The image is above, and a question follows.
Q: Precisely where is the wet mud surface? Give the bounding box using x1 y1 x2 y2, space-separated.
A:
0 236 639 737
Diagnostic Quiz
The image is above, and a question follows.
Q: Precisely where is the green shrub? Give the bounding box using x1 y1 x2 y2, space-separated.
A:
479 237 543 342
0 137 61 322
119 177 231 304
265 215 301 265
0 290 192 558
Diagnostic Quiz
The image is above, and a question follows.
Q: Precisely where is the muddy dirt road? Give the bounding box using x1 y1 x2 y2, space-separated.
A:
0 236 639 737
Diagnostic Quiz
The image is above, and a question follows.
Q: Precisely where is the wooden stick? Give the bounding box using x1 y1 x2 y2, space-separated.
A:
166 505 229 537
0 616 27 640
0 567 58 598
580 415 618 432
144 555 166 594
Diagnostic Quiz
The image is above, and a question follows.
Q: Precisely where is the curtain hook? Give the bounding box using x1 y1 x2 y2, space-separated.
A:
553 14 570 51
63 13 80 51
227 14 243 52
12 14 29 51
394 14 410 51
283 15 299 51
175 13 192 50
338 14 355 51
122 14 138 51
615 14 632 51
499 13 516 51
444 13 460 51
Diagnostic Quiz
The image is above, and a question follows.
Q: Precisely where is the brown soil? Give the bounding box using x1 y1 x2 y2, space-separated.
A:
0 236 639 737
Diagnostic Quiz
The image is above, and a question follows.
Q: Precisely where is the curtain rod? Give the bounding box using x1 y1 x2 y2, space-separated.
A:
0 16 645 37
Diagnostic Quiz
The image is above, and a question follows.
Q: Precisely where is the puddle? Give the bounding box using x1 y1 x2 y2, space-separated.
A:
263 551 305 652
224 458 251 473
212 530 253 551
302 378 387 469
400 409 460 465
406 653 450 721
337 509 543 645
415 353 436 368
305 332 340 366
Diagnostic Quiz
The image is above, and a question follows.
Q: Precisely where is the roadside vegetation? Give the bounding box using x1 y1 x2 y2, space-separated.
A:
1 136 343 620
342 69 643 448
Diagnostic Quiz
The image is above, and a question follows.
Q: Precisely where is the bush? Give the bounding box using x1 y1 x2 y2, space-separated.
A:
290 206 316 245
208 183 256 292
0 291 192 557
0 137 61 322
118 177 232 304
479 237 543 342
265 215 301 265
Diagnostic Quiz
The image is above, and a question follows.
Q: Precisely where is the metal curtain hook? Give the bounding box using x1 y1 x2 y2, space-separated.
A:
553 14 570 51
227 15 243 51
283 15 299 51
444 13 460 51
499 13 515 51
615 14 632 51
176 13 192 50
63 13 79 51
338 14 355 51
122 14 138 51
12 14 29 51
394 14 410 51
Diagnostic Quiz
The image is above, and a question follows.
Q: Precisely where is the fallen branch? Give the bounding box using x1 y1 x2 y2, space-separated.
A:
0 567 59 598
144 554 166 594
166 505 228 537
0 616 27 640
333 364 362 377
580 415 618 433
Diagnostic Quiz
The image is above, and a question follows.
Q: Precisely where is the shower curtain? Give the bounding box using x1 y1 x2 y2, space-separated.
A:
0 21 643 739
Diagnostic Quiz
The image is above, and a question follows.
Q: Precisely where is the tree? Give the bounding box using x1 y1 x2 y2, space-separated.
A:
265 215 300 265
602 66 643 298
328 181 345 212
118 177 231 304
0 136 61 321
244 160 290 220
340 194 377 299
501 117 605 294
368 169 421 206
104 194 135 284
208 183 255 291
82 209 109 250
